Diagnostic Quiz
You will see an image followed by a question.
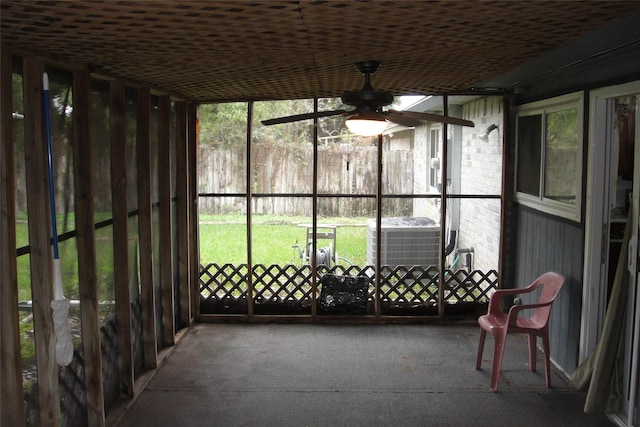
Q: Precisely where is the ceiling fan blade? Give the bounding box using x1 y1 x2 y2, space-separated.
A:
388 110 475 127
384 111 423 128
261 109 348 126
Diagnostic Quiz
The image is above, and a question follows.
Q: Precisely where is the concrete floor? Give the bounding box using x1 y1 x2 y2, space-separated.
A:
112 323 613 427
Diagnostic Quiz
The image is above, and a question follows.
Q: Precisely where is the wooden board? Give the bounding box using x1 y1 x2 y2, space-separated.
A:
175 102 191 326
73 70 106 426
110 80 134 397
1 46 26 427
136 87 158 368
158 95 176 345
23 55 61 426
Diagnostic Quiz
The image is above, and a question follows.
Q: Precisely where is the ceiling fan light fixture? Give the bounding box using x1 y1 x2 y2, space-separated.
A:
345 116 388 136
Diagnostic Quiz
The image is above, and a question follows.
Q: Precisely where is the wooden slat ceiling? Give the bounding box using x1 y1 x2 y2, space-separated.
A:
2 0 639 102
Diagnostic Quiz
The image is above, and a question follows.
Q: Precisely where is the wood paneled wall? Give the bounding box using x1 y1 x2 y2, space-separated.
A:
512 205 584 372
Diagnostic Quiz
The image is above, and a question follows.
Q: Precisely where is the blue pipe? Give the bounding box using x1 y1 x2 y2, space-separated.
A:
43 72 59 259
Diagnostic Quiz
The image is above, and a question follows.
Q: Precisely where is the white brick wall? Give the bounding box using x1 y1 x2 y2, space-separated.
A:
403 96 503 272
457 97 503 272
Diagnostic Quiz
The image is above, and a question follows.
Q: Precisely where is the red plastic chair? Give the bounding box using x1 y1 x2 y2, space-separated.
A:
475 272 565 392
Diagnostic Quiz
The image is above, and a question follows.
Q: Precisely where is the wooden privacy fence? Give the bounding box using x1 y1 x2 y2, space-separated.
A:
199 263 498 317
198 143 414 217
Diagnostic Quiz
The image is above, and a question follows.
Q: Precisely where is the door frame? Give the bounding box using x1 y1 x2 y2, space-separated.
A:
581 80 640 359
581 80 640 426
622 92 639 427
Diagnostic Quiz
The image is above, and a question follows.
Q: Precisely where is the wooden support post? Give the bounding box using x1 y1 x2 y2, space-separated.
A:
136 88 157 368
375 133 383 319
1 46 26 427
158 95 175 344
175 102 191 327
498 95 511 286
246 102 253 318
110 81 134 397
72 71 105 426
23 55 61 426
438 96 449 317
311 99 318 318
188 104 199 319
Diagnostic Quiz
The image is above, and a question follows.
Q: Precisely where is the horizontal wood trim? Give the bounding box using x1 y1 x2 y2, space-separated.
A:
198 193 500 199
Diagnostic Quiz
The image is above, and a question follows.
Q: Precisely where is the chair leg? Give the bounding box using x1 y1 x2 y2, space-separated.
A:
490 331 506 392
541 331 551 388
476 329 486 370
528 334 537 373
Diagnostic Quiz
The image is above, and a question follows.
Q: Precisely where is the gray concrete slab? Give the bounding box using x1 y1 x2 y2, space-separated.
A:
113 323 613 427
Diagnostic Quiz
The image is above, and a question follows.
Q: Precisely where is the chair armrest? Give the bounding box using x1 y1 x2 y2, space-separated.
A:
506 300 553 325
487 287 533 316
490 288 525 298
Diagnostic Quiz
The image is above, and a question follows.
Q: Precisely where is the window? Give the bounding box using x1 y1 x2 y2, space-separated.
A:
515 93 583 221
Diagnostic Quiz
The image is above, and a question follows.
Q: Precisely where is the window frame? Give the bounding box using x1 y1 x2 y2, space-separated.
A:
515 92 584 222
429 125 442 192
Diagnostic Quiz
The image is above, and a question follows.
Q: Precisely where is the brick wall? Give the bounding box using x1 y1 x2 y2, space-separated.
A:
458 97 503 272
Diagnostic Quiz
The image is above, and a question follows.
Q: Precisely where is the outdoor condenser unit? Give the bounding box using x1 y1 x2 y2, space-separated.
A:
366 217 440 267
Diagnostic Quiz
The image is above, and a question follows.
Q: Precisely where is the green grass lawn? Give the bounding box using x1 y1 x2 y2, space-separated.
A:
199 214 370 266
14 213 370 301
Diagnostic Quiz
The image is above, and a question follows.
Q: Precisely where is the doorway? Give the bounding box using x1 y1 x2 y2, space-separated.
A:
582 81 640 426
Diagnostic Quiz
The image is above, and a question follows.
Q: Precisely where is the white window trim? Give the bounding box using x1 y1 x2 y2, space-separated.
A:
515 92 584 222
429 125 442 192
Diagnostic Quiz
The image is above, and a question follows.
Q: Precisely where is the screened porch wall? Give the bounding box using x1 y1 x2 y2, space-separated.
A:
6 55 193 426
198 96 504 319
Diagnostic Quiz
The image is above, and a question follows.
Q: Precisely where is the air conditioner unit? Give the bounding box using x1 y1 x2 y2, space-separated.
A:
366 217 440 267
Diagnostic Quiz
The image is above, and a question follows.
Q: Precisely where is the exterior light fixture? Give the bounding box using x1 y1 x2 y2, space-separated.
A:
345 115 388 136
479 124 498 142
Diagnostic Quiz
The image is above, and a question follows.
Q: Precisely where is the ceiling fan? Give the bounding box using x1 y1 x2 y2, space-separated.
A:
261 60 475 135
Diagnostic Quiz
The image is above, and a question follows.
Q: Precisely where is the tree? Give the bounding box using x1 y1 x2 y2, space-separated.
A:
199 102 248 145
198 98 352 146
